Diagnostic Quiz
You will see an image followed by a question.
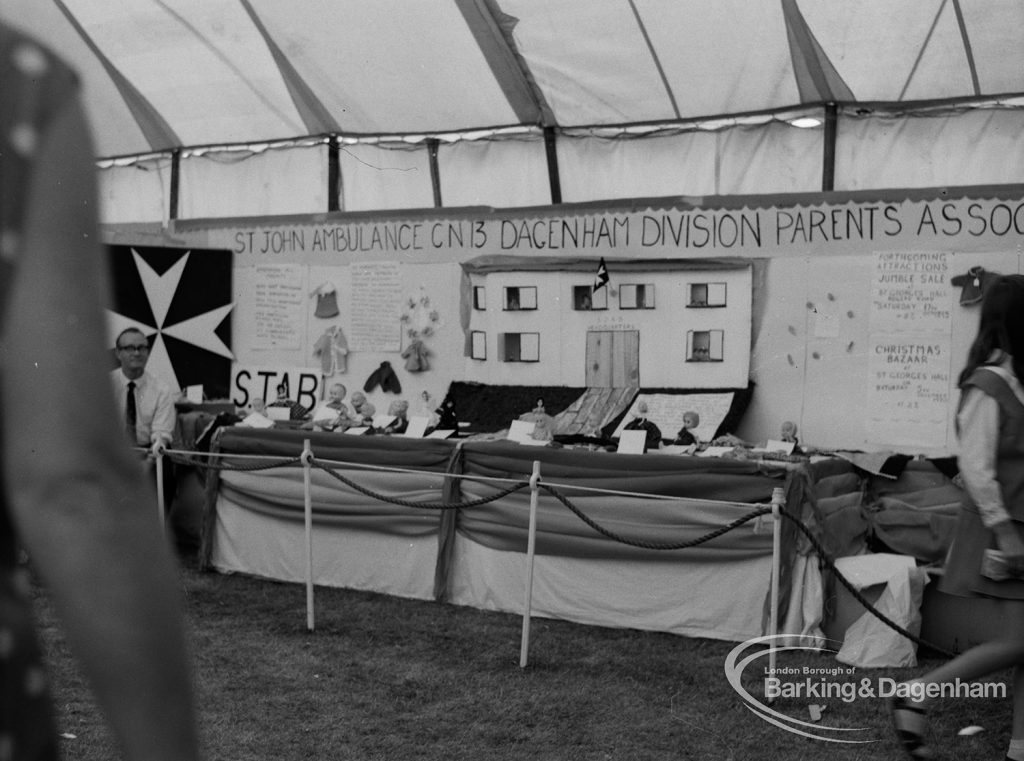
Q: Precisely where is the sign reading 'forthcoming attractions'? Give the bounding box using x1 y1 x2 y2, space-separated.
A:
867 251 953 448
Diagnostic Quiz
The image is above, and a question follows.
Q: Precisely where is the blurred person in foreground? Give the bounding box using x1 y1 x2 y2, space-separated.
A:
0 21 200 761
890 274 1024 760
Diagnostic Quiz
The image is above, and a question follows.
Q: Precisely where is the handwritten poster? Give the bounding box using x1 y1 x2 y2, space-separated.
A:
870 251 951 333
349 261 403 351
867 336 951 447
253 264 305 349
867 251 954 449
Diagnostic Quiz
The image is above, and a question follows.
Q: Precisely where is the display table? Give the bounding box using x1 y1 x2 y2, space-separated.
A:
200 428 836 642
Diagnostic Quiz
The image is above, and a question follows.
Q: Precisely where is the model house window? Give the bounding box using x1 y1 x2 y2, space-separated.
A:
470 331 487 360
619 283 655 309
687 330 724 361
473 286 487 310
503 286 537 311
499 332 540 362
573 285 608 310
688 282 727 307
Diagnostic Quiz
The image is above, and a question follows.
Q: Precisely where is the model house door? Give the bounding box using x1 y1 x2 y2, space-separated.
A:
585 330 640 387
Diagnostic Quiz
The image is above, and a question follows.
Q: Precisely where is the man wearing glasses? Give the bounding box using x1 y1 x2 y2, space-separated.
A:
111 328 176 452
111 329 178 526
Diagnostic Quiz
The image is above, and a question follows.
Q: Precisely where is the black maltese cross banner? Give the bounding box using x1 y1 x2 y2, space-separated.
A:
107 246 234 398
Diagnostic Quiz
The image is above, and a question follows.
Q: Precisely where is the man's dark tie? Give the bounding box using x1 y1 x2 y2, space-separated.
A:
126 380 137 443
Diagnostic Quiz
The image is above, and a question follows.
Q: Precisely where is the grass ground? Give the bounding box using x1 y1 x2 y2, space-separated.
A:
34 558 1016 761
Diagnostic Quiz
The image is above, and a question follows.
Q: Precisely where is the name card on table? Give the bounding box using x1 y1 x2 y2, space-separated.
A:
266 406 291 421
658 444 697 456
311 403 338 423
759 439 795 454
695 446 737 458
403 416 431 438
616 429 648 455
240 412 274 429
506 419 536 444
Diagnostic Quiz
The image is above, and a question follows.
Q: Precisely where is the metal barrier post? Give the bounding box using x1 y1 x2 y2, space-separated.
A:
519 460 541 668
768 486 785 681
154 442 166 534
302 440 315 632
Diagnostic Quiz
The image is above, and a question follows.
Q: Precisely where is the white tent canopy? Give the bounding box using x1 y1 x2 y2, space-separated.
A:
7 0 1024 221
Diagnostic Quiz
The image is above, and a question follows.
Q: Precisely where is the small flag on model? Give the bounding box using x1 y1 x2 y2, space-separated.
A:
594 257 610 291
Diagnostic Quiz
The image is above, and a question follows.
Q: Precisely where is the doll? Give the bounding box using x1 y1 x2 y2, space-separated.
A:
623 401 662 452
673 410 701 446
356 401 376 427
325 382 347 410
518 397 555 442
268 382 310 421
435 396 458 431
317 383 358 431
780 420 799 443
780 420 802 453
381 399 410 434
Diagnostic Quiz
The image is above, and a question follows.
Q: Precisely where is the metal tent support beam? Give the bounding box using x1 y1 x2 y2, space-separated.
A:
544 127 562 205
429 139 443 207
822 103 838 192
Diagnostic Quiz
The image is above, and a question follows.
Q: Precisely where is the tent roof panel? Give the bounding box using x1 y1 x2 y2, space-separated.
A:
4 0 1024 158
648 0 802 116
251 0 522 133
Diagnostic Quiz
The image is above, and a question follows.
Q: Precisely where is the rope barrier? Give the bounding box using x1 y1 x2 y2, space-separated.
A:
311 458 528 510
165 445 760 508
539 482 771 551
775 503 955 659
174 437 953 658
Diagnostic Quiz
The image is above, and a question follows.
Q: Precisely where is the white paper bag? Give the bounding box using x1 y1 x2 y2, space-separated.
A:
836 563 929 668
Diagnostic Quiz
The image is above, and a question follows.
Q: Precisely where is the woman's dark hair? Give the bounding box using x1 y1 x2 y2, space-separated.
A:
958 274 1024 386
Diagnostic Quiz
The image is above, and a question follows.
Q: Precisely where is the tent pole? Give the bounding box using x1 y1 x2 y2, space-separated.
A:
519 460 542 668
302 439 315 632
169 149 180 221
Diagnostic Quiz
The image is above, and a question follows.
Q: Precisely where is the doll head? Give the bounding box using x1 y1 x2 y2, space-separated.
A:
328 383 347 403
350 391 367 411
388 399 409 419
780 420 798 442
635 401 649 417
682 411 700 430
